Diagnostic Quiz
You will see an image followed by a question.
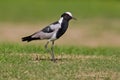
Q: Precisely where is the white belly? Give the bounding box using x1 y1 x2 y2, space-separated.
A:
50 32 57 41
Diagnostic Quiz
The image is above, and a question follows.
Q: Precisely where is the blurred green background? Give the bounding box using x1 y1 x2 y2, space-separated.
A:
0 0 120 46
0 0 120 22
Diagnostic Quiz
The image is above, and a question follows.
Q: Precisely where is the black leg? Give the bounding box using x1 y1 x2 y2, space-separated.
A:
45 41 50 52
51 41 55 62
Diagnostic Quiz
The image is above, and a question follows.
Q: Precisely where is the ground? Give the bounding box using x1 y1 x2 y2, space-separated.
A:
0 19 120 80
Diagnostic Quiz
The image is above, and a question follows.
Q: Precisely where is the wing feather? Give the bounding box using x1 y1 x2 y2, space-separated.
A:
30 21 61 40
42 21 61 33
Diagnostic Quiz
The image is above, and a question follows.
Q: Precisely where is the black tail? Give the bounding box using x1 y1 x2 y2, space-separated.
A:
22 35 40 42
22 36 32 42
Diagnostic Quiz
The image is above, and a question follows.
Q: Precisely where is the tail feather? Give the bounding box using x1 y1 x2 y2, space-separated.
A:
22 35 40 42
22 36 32 42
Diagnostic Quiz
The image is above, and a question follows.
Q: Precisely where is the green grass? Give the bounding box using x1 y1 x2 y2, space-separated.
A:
0 0 120 22
0 0 120 79
0 43 120 80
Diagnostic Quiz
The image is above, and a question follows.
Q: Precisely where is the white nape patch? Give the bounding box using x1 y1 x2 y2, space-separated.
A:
58 17 63 24
65 12 72 17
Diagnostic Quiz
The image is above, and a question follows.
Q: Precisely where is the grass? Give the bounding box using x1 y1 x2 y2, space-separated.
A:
0 0 120 79
0 1 120 78
0 43 120 80
0 0 120 22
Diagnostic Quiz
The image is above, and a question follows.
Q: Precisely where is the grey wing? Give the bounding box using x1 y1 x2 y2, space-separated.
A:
31 21 61 40
41 21 61 33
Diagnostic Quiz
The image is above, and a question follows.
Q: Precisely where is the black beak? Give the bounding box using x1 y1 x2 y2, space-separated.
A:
72 17 77 20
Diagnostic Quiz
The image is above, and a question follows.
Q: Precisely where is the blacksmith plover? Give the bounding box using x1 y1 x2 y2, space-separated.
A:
22 12 76 62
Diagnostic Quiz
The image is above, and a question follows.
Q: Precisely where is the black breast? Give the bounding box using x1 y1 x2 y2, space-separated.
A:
56 20 69 39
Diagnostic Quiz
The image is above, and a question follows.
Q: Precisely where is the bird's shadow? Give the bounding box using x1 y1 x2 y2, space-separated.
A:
30 56 69 63
30 54 69 63
35 58 64 62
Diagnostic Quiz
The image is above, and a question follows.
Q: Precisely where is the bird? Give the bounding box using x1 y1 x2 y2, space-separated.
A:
22 12 76 62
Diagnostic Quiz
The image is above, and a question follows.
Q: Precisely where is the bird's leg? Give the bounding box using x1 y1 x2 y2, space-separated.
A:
45 41 50 52
51 41 56 62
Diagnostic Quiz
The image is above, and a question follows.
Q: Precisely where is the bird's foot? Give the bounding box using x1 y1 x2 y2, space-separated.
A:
51 58 56 63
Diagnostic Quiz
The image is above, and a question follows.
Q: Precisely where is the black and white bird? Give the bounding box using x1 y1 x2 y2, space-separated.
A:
22 12 76 62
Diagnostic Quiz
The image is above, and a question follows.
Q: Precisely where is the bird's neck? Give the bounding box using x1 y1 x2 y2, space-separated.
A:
58 17 63 24
58 17 70 24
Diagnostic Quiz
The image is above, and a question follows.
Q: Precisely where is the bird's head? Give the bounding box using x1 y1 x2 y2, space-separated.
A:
61 12 76 21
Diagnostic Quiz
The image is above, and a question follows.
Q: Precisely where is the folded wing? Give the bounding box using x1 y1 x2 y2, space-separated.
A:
22 21 61 42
